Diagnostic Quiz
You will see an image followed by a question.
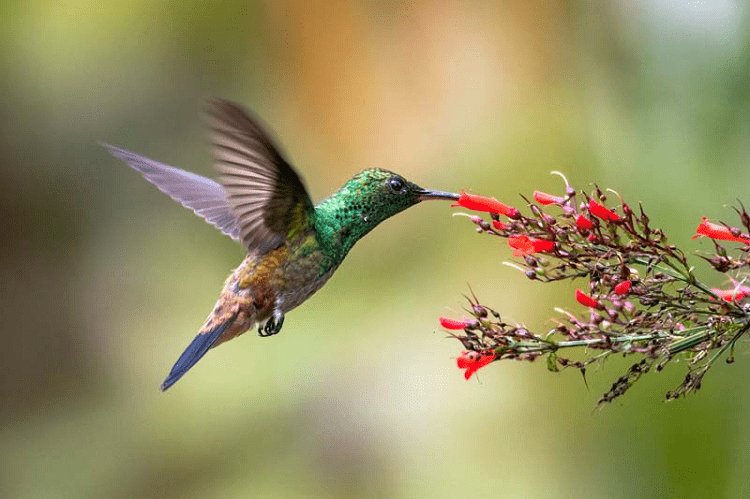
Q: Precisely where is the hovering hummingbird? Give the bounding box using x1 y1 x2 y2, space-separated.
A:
104 99 459 390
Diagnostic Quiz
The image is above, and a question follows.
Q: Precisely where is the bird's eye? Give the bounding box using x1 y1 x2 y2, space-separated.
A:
387 177 405 193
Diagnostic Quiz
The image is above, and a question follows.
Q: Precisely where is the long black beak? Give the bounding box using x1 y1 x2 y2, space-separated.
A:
418 188 460 201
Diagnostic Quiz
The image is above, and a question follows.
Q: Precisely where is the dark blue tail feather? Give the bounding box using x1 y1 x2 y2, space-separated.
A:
160 322 230 391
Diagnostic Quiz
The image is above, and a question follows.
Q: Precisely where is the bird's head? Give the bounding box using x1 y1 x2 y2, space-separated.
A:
314 168 458 259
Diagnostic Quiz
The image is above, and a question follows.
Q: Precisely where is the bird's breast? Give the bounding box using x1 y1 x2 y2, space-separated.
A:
238 245 289 290
234 232 339 314
275 237 339 312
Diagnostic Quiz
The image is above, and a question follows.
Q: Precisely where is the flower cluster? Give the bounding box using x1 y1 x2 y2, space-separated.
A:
443 174 750 404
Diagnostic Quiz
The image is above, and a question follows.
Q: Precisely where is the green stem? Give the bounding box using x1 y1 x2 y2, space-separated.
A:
631 256 746 314
507 332 669 354
666 326 711 355
702 322 750 368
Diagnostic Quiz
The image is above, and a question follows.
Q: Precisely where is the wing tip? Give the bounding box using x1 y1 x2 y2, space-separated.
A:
100 142 142 167
99 141 124 157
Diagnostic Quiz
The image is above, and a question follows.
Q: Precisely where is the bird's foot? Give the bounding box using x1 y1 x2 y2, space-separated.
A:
259 314 284 337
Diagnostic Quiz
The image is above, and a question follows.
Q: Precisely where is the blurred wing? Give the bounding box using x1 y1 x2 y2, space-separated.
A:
206 99 314 255
102 143 240 240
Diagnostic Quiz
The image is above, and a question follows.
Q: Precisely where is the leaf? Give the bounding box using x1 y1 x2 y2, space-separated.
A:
547 352 560 372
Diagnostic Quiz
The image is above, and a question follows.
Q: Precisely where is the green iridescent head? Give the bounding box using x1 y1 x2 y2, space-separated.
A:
314 168 458 262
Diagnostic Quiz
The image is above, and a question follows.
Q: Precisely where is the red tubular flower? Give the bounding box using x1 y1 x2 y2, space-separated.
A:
692 217 750 244
456 351 496 380
533 190 565 205
575 214 594 230
439 317 471 330
492 220 507 231
531 238 555 253
575 289 603 309
452 190 520 217
710 287 750 302
508 235 555 256
456 351 479 369
588 199 621 221
614 281 631 295
509 235 533 256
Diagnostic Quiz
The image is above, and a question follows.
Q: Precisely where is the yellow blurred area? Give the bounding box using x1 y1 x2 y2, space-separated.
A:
2 1 750 498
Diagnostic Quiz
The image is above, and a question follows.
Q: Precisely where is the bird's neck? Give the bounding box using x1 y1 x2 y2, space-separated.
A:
312 189 390 265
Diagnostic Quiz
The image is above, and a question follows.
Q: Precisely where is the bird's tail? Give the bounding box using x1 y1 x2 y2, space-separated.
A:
160 319 234 391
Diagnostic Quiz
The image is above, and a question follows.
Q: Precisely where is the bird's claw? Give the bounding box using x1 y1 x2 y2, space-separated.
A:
259 314 284 337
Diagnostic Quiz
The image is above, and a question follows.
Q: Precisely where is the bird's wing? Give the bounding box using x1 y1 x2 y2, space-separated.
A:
102 143 241 240
206 99 315 255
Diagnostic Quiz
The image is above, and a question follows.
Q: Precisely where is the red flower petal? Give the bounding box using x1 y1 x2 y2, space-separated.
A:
575 289 603 309
614 281 631 295
456 351 479 368
533 190 564 205
474 354 496 369
711 287 749 302
492 220 507 231
508 235 534 256
531 238 555 253
588 199 621 221
440 317 471 330
452 190 519 217
692 217 750 244
509 235 554 256
457 351 496 379
576 214 594 230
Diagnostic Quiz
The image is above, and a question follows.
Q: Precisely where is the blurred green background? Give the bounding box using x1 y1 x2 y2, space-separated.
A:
2 1 750 498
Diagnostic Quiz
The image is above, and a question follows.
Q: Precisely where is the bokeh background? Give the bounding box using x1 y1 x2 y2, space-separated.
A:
2 1 750 497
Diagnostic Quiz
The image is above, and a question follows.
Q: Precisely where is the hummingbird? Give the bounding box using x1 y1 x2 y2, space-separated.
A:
104 99 459 391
